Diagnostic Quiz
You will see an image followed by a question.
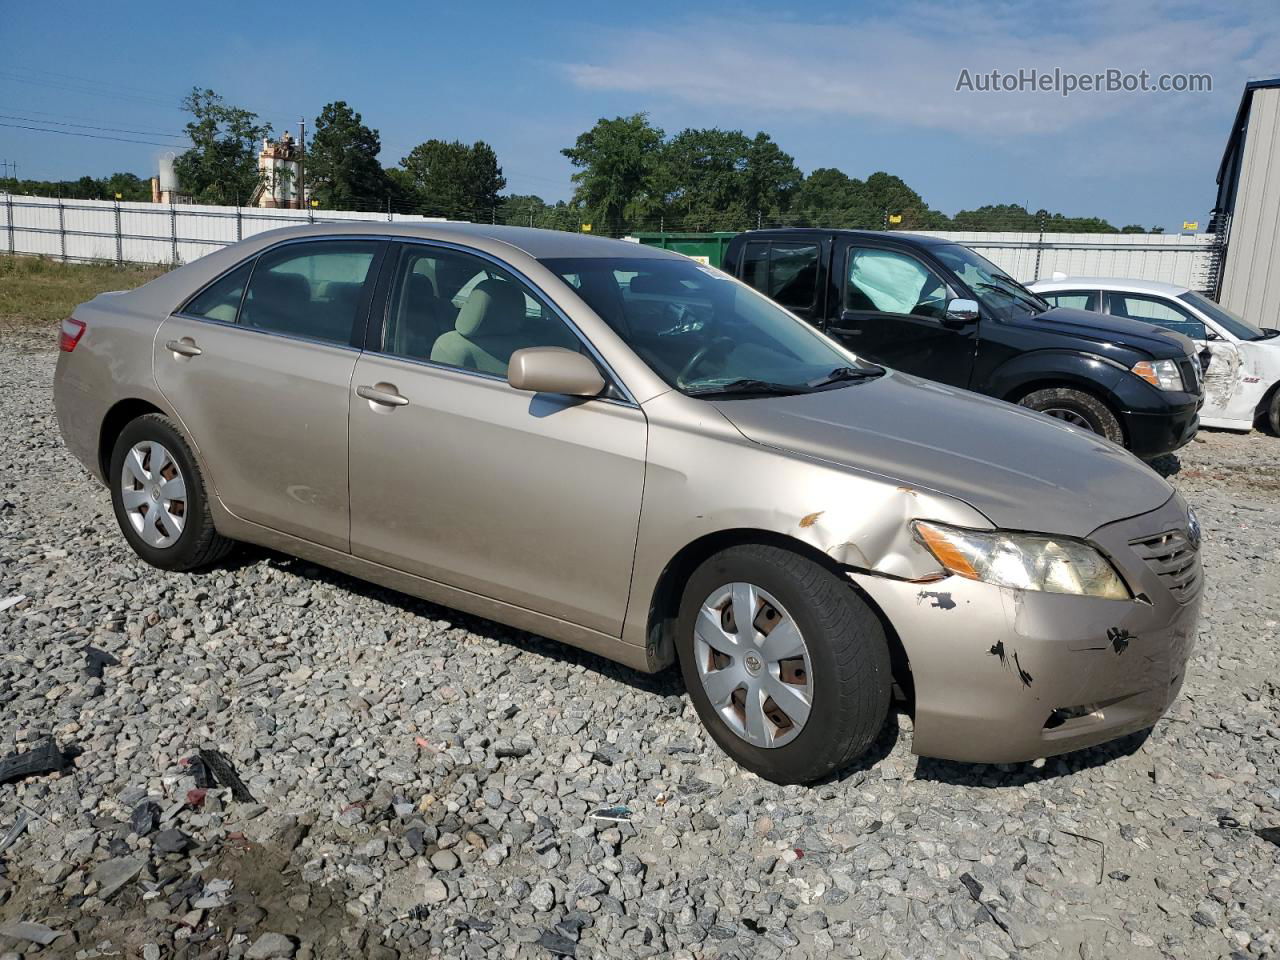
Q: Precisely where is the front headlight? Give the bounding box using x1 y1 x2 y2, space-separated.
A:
913 521 1130 599
1131 359 1183 391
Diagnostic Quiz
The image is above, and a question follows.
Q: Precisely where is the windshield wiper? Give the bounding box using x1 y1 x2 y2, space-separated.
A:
806 365 884 388
685 378 811 398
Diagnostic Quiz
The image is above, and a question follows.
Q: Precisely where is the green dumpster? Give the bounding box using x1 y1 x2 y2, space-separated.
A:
630 232 739 269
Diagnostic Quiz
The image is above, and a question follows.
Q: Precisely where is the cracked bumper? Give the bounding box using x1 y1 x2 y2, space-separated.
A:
850 494 1203 764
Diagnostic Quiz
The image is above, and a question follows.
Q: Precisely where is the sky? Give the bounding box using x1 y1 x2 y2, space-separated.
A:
2 0 1278 231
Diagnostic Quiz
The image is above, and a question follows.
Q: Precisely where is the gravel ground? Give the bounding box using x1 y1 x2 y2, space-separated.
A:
2 330 1279 960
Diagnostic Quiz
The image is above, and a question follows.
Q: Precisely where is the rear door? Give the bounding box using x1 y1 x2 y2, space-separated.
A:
154 238 385 551
737 237 825 325
827 239 976 387
347 242 647 636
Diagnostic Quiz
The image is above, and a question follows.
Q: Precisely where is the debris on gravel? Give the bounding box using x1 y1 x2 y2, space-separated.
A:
2 336 1279 958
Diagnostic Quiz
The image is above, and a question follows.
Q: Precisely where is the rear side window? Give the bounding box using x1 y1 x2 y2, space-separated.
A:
183 261 253 323
240 241 379 345
1042 290 1098 311
1105 292 1206 340
740 241 819 312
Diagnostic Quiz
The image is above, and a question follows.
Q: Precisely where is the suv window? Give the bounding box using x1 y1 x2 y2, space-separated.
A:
183 261 253 323
845 247 948 318
1042 290 1098 311
1105 292 1206 340
384 245 580 376
741 241 819 312
240 241 379 345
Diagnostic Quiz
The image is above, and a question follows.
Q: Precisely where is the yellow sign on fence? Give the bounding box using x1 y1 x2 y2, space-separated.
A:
1182 220 1199 231
581 223 592 233
888 214 903 225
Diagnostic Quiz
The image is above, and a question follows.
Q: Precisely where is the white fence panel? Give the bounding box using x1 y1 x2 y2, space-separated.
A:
2 195 1218 293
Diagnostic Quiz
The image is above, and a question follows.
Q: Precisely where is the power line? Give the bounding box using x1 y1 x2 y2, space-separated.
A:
0 104 189 139
0 70 180 110
0 120 180 148
0 113 185 141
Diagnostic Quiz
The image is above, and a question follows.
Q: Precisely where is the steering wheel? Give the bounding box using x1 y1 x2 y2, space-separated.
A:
676 336 735 388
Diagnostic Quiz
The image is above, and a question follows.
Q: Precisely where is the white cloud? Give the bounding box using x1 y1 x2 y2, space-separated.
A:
561 0 1280 139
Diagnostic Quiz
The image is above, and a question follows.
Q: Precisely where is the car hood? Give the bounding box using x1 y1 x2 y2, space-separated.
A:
1022 306 1195 358
712 371 1174 539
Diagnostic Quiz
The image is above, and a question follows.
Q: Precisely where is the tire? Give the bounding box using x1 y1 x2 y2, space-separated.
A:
108 413 233 571
675 544 891 785
1265 390 1280 437
1018 387 1125 445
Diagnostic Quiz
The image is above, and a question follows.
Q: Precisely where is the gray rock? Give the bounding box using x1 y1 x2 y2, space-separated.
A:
246 932 298 959
92 857 143 900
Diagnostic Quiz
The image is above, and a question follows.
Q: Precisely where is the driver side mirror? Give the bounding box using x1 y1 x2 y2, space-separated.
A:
507 347 606 397
945 298 980 323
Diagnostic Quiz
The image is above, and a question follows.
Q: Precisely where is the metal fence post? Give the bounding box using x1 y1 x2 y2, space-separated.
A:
170 201 178 264
5 193 13 255
57 197 66 261
1033 211 1046 280
235 205 243 242
114 199 123 266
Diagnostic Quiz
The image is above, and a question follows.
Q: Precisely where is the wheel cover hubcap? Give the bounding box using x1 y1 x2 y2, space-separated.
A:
1041 407 1093 430
120 441 187 548
693 582 814 749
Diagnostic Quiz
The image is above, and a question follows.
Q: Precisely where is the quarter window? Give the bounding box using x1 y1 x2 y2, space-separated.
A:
1105 292 1206 340
240 241 379 345
383 245 581 376
845 247 949 318
182 261 253 324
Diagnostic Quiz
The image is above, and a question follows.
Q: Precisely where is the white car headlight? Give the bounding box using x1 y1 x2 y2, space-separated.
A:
913 521 1130 599
1131 359 1183 391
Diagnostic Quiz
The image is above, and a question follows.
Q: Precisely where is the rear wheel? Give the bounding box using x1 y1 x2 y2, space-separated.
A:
676 544 891 784
1019 387 1124 445
108 414 233 571
1265 390 1280 436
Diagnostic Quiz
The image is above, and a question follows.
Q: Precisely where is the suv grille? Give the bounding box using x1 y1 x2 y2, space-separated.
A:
1129 529 1200 603
1177 355 1202 394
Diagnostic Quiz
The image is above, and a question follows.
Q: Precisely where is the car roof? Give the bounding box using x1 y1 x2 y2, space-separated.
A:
736 228 953 248
1029 276 1193 296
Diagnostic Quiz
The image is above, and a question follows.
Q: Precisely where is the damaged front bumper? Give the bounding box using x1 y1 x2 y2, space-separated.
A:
851 493 1202 764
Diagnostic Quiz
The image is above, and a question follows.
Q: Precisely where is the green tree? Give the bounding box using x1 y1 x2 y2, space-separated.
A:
562 114 665 232
398 139 506 219
861 172 949 229
174 88 271 205
791 167 878 227
742 133 802 223
308 101 391 210
658 128 754 230
497 194 582 231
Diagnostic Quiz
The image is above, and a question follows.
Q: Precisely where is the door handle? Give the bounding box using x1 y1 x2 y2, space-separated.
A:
166 338 202 357
356 384 409 407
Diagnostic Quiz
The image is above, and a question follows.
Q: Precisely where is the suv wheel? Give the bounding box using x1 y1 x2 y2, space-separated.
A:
676 544 891 784
1019 387 1124 444
108 414 233 571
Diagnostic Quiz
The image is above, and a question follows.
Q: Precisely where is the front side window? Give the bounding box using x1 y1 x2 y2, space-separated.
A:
384 245 580 376
1106 292 1206 340
240 241 378 345
543 256 874 396
1042 290 1098 312
845 247 948 319
183 261 253 323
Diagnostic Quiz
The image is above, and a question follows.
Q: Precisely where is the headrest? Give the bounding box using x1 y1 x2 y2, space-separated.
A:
405 272 436 305
456 278 525 338
325 281 362 309
254 270 310 303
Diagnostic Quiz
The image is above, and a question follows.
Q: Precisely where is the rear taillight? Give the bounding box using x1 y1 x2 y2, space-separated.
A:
59 317 86 352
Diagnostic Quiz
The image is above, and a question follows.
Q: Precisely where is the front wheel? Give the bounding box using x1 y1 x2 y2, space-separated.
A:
1018 387 1125 445
108 414 233 571
1264 390 1280 436
676 544 892 784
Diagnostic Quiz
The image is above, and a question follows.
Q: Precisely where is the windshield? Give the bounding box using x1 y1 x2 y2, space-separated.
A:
931 243 1048 320
541 256 881 396
1178 291 1273 341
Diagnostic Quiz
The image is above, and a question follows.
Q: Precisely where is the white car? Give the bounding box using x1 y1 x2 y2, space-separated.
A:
1029 276 1280 434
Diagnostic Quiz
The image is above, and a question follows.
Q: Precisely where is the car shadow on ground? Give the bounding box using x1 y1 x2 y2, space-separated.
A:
247 547 685 700
911 726 1152 787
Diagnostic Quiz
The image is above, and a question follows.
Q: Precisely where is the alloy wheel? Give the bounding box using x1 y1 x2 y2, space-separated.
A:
119 440 187 548
693 582 814 748
1041 407 1094 430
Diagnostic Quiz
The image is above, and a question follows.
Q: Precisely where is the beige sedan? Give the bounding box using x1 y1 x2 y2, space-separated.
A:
54 223 1202 783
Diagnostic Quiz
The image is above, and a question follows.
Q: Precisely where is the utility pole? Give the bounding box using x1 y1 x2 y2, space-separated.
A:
297 117 307 210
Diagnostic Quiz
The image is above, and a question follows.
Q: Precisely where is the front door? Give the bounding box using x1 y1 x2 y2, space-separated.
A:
347 242 647 636
154 238 384 551
826 241 977 387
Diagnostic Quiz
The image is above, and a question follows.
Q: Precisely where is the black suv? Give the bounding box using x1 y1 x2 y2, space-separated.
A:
724 229 1202 459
